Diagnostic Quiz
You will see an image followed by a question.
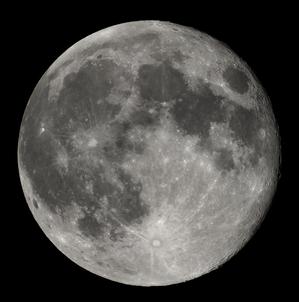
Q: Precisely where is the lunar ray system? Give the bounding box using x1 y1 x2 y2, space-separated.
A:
18 21 280 286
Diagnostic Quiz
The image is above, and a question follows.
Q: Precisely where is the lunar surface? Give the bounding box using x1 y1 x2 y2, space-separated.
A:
18 21 280 286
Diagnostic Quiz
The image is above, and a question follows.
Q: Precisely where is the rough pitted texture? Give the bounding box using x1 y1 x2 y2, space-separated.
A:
18 21 280 286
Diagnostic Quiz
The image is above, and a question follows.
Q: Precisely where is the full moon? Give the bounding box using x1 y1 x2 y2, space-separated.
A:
18 21 280 286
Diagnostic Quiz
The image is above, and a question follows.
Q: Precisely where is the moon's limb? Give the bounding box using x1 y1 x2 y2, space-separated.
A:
18 21 280 286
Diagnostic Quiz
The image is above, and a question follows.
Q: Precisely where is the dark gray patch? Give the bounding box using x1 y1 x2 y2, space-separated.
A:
95 101 122 124
137 64 164 102
229 105 261 149
33 199 39 209
136 61 229 139
214 149 235 171
77 212 105 238
229 105 263 166
108 168 149 225
62 59 114 100
223 66 249 94
170 81 227 138
103 120 146 163
136 61 189 104
114 131 145 155
57 59 121 127
129 109 157 128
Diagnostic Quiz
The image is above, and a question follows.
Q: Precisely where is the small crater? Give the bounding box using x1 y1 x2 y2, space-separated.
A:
33 199 39 209
151 239 161 247
258 128 266 140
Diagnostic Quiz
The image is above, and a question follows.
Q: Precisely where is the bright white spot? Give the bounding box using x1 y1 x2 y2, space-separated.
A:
163 157 170 164
259 128 266 139
152 239 161 247
85 181 94 194
56 151 68 170
233 218 241 225
77 240 92 249
56 233 67 244
157 218 165 226
88 138 98 147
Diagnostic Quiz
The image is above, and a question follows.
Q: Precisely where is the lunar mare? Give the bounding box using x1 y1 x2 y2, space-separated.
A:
18 21 280 286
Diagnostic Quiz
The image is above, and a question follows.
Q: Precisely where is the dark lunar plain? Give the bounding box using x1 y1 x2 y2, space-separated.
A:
6 2 296 299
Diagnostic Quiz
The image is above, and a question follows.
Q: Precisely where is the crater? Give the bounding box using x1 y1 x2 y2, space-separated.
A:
222 65 250 94
33 199 39 209
151 239 162 247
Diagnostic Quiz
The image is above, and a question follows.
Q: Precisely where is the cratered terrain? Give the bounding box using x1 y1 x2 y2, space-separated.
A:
18 21 280 286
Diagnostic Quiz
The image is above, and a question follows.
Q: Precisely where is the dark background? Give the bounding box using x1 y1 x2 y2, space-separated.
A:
8 2 294 299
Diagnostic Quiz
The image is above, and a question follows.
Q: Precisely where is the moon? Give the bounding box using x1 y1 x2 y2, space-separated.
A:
18 21 280 286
